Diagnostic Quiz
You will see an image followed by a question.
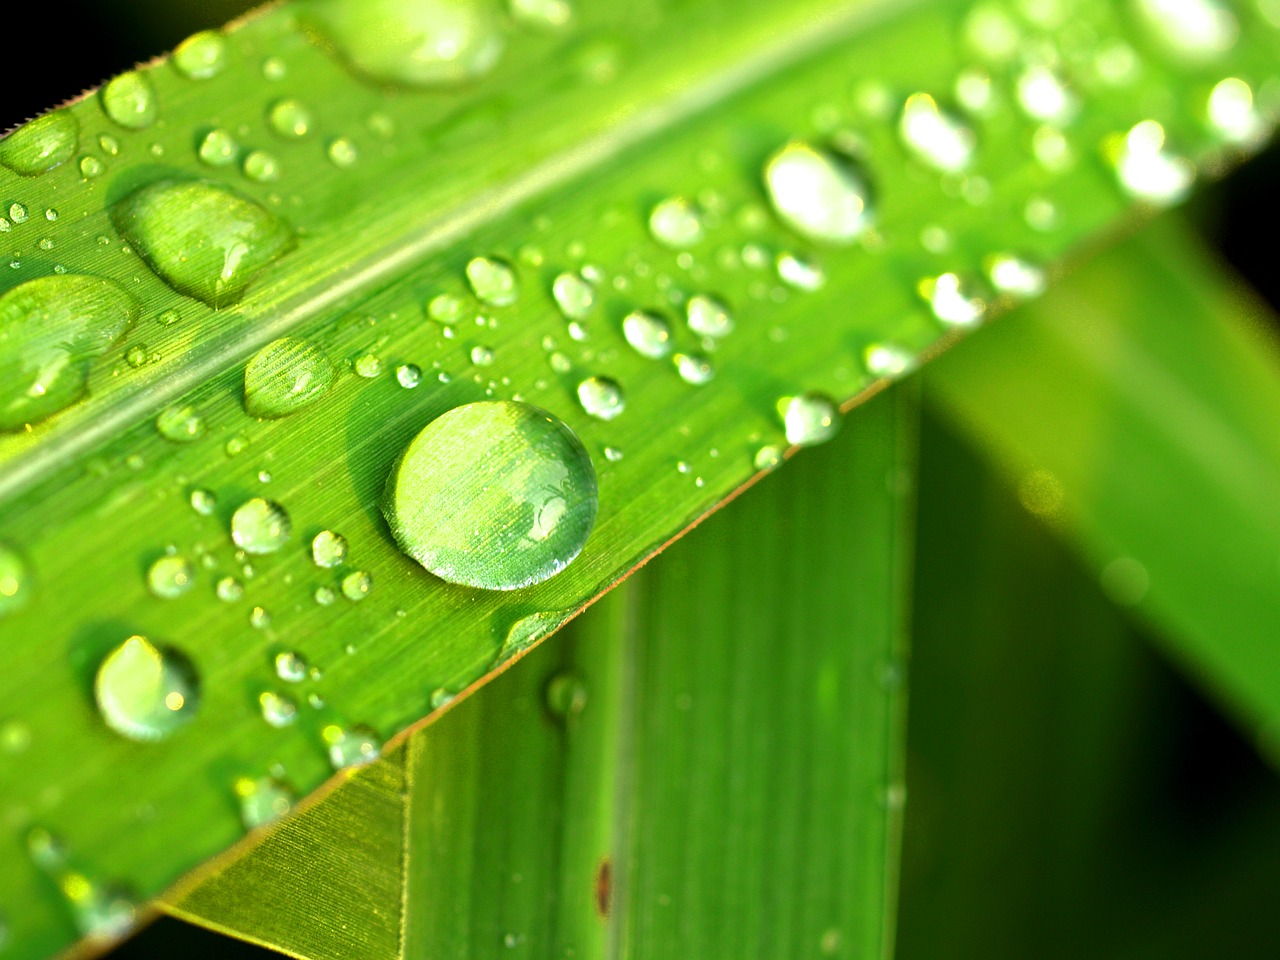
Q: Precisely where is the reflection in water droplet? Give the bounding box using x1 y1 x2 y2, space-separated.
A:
780 393 840 446
173 30 228 80
1207 77 1266 147
230 498 292 554
899 94 975 173
577 375 625 419
1111 120 1194 205
382 401 597 590
648 197 704 248
763 141 874 244
244 337 335 419
234 775 295 830
622 310 672 358
396 363 422 388
323 723 382 770
0 110 79 176
466 256 519 306
101 71 157 130
147 554 195 599
95 636 200 741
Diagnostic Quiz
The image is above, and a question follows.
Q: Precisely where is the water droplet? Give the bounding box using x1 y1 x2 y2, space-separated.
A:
382 401 597 590
1111 120 1194 205
684 294 733 338
79 155 104 178
603 445 623 462
963 3 1021 62
147 554 195 599
189 488 217 515
775 251 825 291
552 271 595 319
1133 0 1237 62
215 576 243 602
548 350 572 373
430 687 456 709
243 149 281 182
763 141 874 244
1207 77 1266 147
230 498 291 554
545 673 587 718
470 344 495 366
101 71 157 129
155 404 205 443
268 99 313 138
173 30 228 80
112 180 295 307
0 110 78 175
125 345 150 368
509 0 572 27
754 444 783 470
262 56 288 81
577 375 625 419
341 570 373 601
1015 64 1078 124
986 253 1046 299
899 94 975 173
274 651 308 683
323 723 382 769
922 273 987 326
319 137 357 171
1 717 31 753
621 309 672 358
466 256 519 306
244 337 335 418
303 0 505 87
863 343 918 378
259 690 298 727
234 775 295 830
315 585 337 605
0 543 31 616
648 197 704 248
674 353 714 385
312 530 348 568
26 830 137 940
250 606 273 629
396 363 422 388
197 128 238 167
780 393 840 446
95 636 200 741
0 275 139 431
9 203 27 223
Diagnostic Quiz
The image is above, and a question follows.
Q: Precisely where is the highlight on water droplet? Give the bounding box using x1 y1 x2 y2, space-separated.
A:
381 401 598 590
235 775 295 830
1206 77 1267 147
921 272 987 326
94 635 200 741
1133 0 1237 63
244 337 335 418
863 343 919 379
0 275 139 432
648 196 704 248
898 93 976 173
0 543 31 616
1108 120 1194 206
780 392 841 446
100 71 158 130
466 256 519 306
0 110 79 176
112 179 295 306
763 141 874 244
303 0 506 87
323 722 382 770
986 253 1047 300
155 403 205 443
577 375 625 419
621 309 673 359
552 271 595 320
685 294 733 339
173 30 228 80
1014 64 1078 124
311 530 348 568
230 498 291 554
147 554 195 599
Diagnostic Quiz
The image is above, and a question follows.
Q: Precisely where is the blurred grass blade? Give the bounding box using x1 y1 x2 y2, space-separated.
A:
3 0 1279 954
164 384 917 960
924 218 1280 731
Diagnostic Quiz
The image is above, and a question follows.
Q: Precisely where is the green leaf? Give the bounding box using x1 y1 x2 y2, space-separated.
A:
1 0 1277 954
164 383 916 960
924 217 1280 730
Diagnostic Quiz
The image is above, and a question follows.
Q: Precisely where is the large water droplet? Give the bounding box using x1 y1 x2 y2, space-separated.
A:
173 30 228 80
323 723 382 770
466 256 519 305
244 337 335 418
780 393 840 446
230 498 292 554
577 375 625 419
94 636 200 741
898 94 976 173
100 71 157 130
763 141 874 244
621 309 673 358
234 775 295 830
1111 120 1194 205
303 0 505 87
382 400 597 590
1133 0 1237 62
0 110 79 176
0 275 139 431
147 554 195 599
0 543 31 616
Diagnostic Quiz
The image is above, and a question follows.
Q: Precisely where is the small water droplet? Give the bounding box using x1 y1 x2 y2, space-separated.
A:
863 343 918 378
763 141 874 244
780 393 841 446
328 137 359 168
249 606 273 630
674 353 714 385
986 253 1047 299
754 444 783 471
341 570 373 601
79 155 105 179
1110 120 1194 205
775 251 825 291
1134 0 1237 62
230 498 291 554
312 530 348 568
922 273 987 326
548 350 572 373
95 635 200 741
259 690 298 727
323 722 382 770
382 401 597 590
471 344 495 366
552 271 595 319
603 445 623 462
244 337 335 418
684 294 733 338
112 180 295 306
197 128 239 167
215 576 243 602
648 197 704 248
1100 556 1149 606
466 256 519 306
268 99 313 138
189 488 217 515
621 309 673 358
577 375 625 419
0 543 31 616
274 651 308 683
234 775 295 830
243 149 281 182
173 30 228 80
0 110 78 175
146 554 195 599
101 71 157 130
1015 64 1078 123
314 585 337 605
155 404 205 443
545 673 587 718
262 56 288 81
396 363 422 388
9 203 28 224
899 93 975 173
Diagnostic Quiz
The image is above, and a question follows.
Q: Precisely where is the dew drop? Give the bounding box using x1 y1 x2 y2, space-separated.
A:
922 273 987 326
780 393 840 446
311 530 348 568
552 271 595 319
268 99 313 139
899 94 975 173
244 337 335 418
101 71 157 129
314 586 336 605
754 444 783 471
189 488 217 515
776 251 825 291
173 30 228 80
155 403 205 442
1111 120 1194 205
215 576 243 602
341 570 373 600
9 203 27 223
396 363 422 388
470 344 495 366
1133 0 1237 62
197 128 238 167
674 353 714 385
1015 64 1078 124
466 256 519 306
648 197 704 248
112 180 295 307
259 691 298 727
863 343 919 378
230 498 291 554
250 606 273 630
621 309 673 359
603 445 623 462
243 150 281 183
323 722 382 769
545 673 587 718
429 292 464 321
234 775 295 830
262 56 288 81
763 141 874 244
79 156 105 179
328 137 359 168
381 401 597 590
0 543 31 616
94 636 200 741
685 294 733 338
354 353 383 378
0 110 79 176
0 275 139 432
147 554 195 599
577 375 625 419
986 253 1047 299
1207 77 1266 147
274 651 308 683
